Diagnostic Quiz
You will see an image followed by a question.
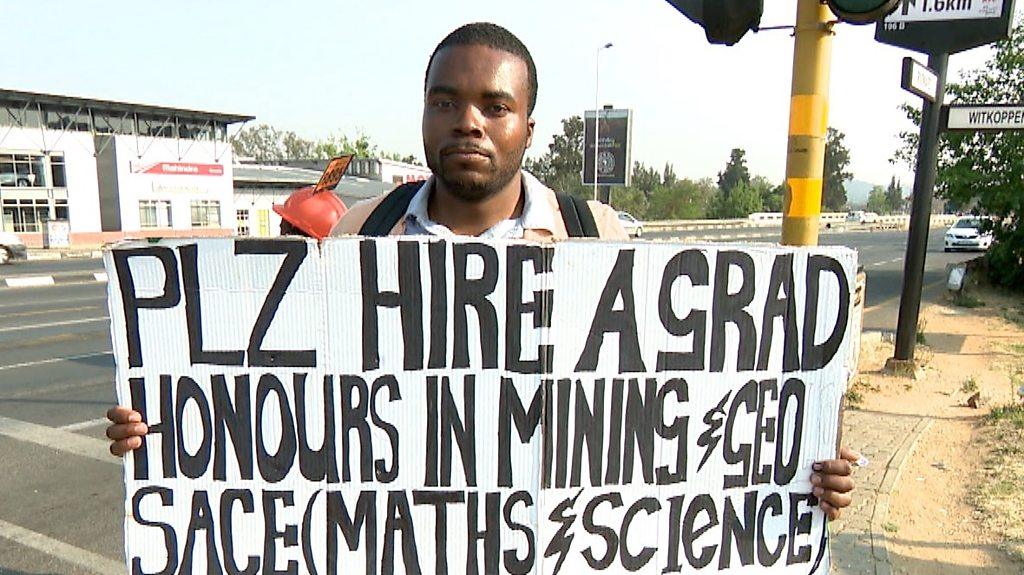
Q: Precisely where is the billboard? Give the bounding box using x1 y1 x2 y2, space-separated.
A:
583 109 632 186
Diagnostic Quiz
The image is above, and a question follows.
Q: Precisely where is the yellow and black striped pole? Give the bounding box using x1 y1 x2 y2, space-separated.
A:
782 0 835 246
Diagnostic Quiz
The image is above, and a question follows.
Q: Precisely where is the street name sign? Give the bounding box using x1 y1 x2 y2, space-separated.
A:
943 104 1024 130
901 57 939 101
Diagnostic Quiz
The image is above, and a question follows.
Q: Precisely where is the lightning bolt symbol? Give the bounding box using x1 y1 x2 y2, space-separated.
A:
543 488 584 575
697 391 731 473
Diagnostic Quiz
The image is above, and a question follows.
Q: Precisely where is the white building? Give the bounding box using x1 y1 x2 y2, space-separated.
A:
0 89 251 246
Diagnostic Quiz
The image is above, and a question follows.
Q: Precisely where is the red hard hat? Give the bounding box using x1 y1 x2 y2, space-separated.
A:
273 186 347 239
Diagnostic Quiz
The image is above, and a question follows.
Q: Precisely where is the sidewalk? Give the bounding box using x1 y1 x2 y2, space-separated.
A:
830 409 932 575
26 247 103 261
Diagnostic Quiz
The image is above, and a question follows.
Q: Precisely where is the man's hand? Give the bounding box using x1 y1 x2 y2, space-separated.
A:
812 446 859 520
106 406 148 457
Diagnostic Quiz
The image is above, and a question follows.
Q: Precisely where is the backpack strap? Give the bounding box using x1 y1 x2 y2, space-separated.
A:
555 193 600 238
358 182 423 236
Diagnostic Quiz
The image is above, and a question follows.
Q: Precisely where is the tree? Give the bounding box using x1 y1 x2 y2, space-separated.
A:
895 24 1024 289
631 162 661 195
717 148 750 195
866 185 888 214
762 182 785 213
711 181 763 218
662 163 678 187
648 178 716 220
231 124 285 162
823 127 853 211
885 176 904 213
282 131 315 160
527 116 588 199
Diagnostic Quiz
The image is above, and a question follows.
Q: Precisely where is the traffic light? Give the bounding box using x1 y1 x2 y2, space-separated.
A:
664 0 764 46
825 0 900 24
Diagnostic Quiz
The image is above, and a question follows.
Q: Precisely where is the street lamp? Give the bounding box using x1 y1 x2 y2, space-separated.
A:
593 42 613 201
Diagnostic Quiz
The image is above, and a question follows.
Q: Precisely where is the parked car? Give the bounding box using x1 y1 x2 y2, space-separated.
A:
0 231 28 264
944 216 993 252
617 211 644 238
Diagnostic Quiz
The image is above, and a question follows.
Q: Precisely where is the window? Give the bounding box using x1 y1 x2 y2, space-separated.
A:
236 209 250 236
0 152 65 188
139 200 172 228
2 198 64 232
190 200 221 228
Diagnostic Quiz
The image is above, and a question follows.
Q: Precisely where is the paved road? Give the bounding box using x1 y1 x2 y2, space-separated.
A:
0 230 980 574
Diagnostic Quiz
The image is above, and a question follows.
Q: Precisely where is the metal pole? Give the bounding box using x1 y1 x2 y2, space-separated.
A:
593 43 612 201
892 52 948 363
781 0 834 246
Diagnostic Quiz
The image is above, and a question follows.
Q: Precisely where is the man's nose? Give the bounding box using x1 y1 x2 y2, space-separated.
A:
452 104 484 137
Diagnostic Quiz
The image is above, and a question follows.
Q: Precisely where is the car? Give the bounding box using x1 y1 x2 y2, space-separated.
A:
846 210 879 224
0 231 28 264
617 211 643 238
944 216 993 252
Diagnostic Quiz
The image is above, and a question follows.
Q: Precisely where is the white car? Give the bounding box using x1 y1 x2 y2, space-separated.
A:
0 231 28 264
617 211 644 238
944 216 993 252
846 210 879 224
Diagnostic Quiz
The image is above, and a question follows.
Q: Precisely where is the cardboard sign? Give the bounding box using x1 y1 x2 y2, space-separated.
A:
314 156 353 193
105 237 856 574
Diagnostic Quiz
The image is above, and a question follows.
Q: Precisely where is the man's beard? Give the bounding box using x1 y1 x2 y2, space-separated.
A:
428 148 525 203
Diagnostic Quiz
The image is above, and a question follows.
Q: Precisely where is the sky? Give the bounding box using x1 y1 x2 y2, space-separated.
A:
2 1 1016 187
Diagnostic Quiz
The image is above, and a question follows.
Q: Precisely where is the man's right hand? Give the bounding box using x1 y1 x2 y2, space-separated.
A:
106 406 148 457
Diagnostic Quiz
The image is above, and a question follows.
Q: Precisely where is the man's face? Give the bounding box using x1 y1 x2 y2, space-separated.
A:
423 44 534 202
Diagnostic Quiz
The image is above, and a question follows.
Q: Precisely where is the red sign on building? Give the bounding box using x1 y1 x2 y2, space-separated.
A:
133 162 224 176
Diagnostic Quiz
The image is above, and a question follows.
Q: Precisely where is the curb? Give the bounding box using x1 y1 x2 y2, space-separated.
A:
869 416 933 575
1 272 107 289
26 250 102 261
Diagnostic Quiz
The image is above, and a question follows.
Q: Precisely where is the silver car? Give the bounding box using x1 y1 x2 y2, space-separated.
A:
617 211 644 238
944 216 993 252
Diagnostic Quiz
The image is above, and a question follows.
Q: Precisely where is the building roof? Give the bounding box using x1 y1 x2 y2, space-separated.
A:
232 164 393 201
0 88 253 124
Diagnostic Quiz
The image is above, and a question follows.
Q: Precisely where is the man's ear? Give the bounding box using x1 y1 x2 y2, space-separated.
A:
526 117 536 149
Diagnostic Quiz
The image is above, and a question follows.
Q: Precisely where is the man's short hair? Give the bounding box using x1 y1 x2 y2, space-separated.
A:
425 22 538 116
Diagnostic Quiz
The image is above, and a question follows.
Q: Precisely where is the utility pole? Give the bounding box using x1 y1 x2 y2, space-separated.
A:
781 0 835 247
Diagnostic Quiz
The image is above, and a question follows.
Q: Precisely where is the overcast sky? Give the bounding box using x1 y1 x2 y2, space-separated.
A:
3 1 1016 186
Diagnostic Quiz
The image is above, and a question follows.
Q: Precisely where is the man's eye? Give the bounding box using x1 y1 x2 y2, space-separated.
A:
489 104 510 114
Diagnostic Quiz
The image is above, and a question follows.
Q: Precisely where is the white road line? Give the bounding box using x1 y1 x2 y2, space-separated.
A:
0 517 123 574
2 305 105 320
0 316 108 333
93 272 108 282
0 295 107 310
0 415 115 465
59 417 111 432
4 276 55 288
0 351 113 372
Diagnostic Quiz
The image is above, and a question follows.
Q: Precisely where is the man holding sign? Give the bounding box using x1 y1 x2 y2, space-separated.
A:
105 21 856 568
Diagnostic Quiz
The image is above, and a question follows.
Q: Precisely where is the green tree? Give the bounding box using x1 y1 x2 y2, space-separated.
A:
866 185 889 214
630 162 662 196
610 186 648 218
823 128 853 211
762 182 785 212
748 176 777 213
895 24 1024 289
717 148 750 195
885 176 904 213
527 116 588 198
712 181 763 218
231 124 285 162
663 163 678 187
648 178 715 220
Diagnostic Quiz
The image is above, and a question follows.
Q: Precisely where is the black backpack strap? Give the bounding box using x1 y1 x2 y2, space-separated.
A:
358 182 423 236
555 193 600 238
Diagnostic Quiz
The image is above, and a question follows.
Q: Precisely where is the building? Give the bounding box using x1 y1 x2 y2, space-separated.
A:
0 88 252 246
232 163 391 237
344 157 432 185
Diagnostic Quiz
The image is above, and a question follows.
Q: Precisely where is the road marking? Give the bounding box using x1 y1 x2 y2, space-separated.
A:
0 517 123 574
1 305 105 320
0 295 107 310
0 351 113 372
4 276 55 288
94 272 108 282
59 417 112 432
0 316 108 334
0 415 115 465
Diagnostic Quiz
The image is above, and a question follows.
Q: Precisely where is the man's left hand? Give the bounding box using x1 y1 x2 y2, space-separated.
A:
812 446 859 520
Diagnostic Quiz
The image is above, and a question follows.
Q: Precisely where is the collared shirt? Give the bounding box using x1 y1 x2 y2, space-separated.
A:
403 171 558 239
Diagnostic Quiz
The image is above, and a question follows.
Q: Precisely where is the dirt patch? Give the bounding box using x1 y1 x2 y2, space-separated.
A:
849 286 1024 574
